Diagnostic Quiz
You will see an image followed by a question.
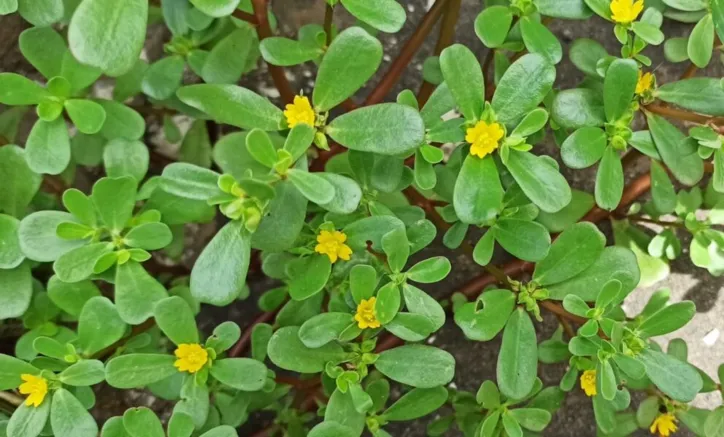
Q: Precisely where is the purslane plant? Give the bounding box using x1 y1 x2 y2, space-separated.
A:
0 0 724 436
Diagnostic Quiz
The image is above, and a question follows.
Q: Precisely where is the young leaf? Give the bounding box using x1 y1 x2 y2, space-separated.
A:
0 73 49 105
647 113 704 185
688 14 714 67
142 55 185 100
154 296 198 345
65 99 106 135
25 118 70 175
339 0 406 33
68 0 148 76
520 17 562 64
474 6 513 48
299 313 354 348
124 223 173 251
595 146 624 211
313 27 383 111
91 176 137 232
603 58 638 122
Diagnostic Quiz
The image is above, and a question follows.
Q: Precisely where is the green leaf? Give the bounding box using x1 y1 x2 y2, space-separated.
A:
103 139 150 183
317 173 362 214
58 360 105 386
123 407 163 437
202 25 256 85
603 58 638 122
639 349 702 402
656 78 724 116
47 277 100 318
511 108 549 138
209 358 267 391
245 129 277 168
382 227 410 272
288 255 332 300
161 163 222 201
406 256 451 283
299 313 354 348
18 26 66 79
650 160 676 214
154 296 198 345
190 0 239 16
375 282 401 324
439 44 484 120
124 223 173 250
537 0 593 18
595 146 623 210
454 289 515 341
16 0 63 26
91 176 136 232
569 38 608 76
561 127 607 169
50 388 98 437
53 242 113 283
307 422 357 437
647 113 703 185
705 407 724 437
0 354 38 390
350 264 377 304
18 211 85 262
382 386 447 421
177 84 283 130
267 326 346 373
339 0 406 32
551 88 606 130
0 73 49 105
25 118 70 175
142 55 185 100
638 301 696 337
191 220 251 306
313 27 383 111
453 155 503 224
474 6 513 48
0 264 32 320
180 119 212 168
96 99 145 140
509 408 551 432
326 103 425 155
325 389 366 434
493 218 551 262
548 246 639 300
492 53 555 125
631 21 664 45
497 308 538 400
287 169 335 204
105 354 177 388
68 0 147 76
115 261 168 324
375 345 455 388
520 17 562 64
688 14 714 67
65 99 106 135
533 222 606 286
713 0 724 43
7 398 49 437
0 0 16 14
505 149 571 213
0 214 23 268
260 37 322 66
78 296 126 355
0 145 41 217
248 186 304 253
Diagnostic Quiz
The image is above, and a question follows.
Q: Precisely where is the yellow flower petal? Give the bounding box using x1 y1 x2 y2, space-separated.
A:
636 71 655 95
284 95 316 128
580 369 597 397
19 374 48 408
610 0 644 24
650 413 678 437
173 343 209 374
355 297 380 329
314 229 352 263
466 121 504 159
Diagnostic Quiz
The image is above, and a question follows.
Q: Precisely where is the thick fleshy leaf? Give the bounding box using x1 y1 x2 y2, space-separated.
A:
68 0 148 76
260 37 322 66
267 326 346 373
177 84 283 130
154 296 198 345
561 127 607 169
18 211 86 262
115 261 168 324
251 181 308 252
375 345 455 388
603 58 638 122
339 0 406 33
0 145 42 217
533 223 606 286
202 25 256 84
493 218 551 262
639 349 702 402
439 44 485 120
191 220 251 306
77 296 126 355
209 358 267 391
505 149 571 213
142 55 185 100
7 398 50 437
25 118 70 175
595 146 623 211
656 78 724 116
551 88 605 130
474 6 513 48
492 54 555 125
520 17 562 64
569 38 608 76
18 26 66 79
453 155 503 224
454 289 515 341
537 0 593 18
326 104 424 155
688 14 714 67
103 138 150 183
105 354 177 388
0 264 32 320
313 27 382 111
0 73 49 105
647 113 703 186
50 388 98 437
65 99 106 135
91 176 137 232
497 308 538 400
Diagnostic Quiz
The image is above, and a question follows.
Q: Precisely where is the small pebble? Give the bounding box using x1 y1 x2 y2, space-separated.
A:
703 328 720 346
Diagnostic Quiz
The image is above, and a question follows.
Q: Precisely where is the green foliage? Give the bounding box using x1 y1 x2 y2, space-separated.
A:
0 0 723 436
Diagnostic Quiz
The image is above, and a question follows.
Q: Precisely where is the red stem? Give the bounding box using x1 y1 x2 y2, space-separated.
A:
228 309 279 357
418 0 462 106
363 0 450 105
251 0 295 104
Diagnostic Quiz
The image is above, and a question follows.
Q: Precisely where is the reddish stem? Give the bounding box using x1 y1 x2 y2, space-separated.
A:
364 0 450 105
251 0 295 104
418 0 462 106
228 309 279 357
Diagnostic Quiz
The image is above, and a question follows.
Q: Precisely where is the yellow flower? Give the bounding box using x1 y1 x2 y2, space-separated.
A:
284 95 315 128
466 121 505 159
580 369 597 397
19 374 48 407
650 412 678 437
315 230 352 263
174 343 209 374
636 70 655 95
610 0 644 24
355 297 381 329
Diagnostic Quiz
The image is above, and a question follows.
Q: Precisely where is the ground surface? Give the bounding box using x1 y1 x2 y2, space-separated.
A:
1 1 723 436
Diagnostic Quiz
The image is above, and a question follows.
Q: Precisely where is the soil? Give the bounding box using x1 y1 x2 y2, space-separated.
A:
1 1 723 436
